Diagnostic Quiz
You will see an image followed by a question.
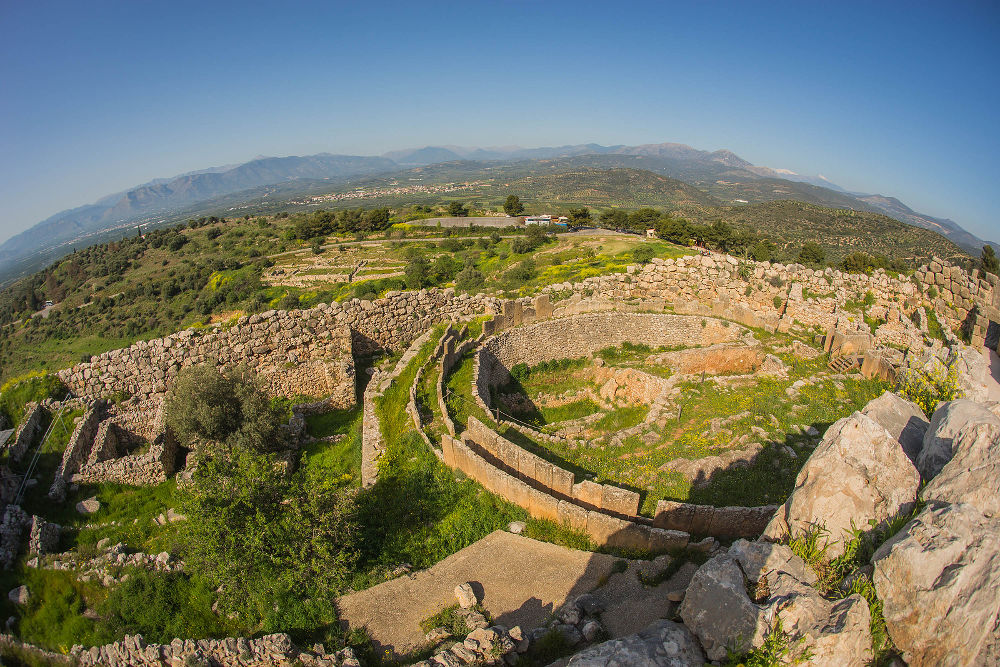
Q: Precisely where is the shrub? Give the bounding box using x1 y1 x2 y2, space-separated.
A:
164 365 288 453
179 447 358 629
632 245 655 264
896 365 963 417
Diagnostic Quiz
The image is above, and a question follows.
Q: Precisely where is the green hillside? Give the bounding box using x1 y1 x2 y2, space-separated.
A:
678 200 968 264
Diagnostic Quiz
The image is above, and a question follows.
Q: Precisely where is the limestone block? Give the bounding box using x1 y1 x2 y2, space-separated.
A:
573 480 604 510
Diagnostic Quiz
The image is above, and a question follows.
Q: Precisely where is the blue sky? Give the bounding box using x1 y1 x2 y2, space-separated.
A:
1 0 998 243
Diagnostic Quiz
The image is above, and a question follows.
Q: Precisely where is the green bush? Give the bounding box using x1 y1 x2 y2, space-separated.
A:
632 245 655 264
164 365 288 453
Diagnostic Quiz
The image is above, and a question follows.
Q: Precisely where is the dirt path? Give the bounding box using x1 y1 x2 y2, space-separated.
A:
336 530 697 658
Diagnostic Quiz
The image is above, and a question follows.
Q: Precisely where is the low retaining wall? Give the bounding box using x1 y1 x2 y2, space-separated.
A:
49 404 105 501
653 500 777 538
441 434 689 552
465 417 640 517
361 329 435 488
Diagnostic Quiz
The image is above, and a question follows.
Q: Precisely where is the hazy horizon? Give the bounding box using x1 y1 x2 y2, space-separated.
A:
2 1 998 245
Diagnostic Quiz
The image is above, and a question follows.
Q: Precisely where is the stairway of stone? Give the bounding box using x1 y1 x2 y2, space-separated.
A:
827 355 858 373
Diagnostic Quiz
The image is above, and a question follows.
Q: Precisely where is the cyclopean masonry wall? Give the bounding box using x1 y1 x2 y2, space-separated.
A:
58 310 356 406
58 289 499 408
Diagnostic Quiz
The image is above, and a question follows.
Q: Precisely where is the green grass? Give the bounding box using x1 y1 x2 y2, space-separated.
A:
592 405 648 432
301 407 363 486
0 567 107 653
0 372 66 428
538 398 601 425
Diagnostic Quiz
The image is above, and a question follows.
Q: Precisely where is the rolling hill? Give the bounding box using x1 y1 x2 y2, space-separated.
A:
2 142 994 283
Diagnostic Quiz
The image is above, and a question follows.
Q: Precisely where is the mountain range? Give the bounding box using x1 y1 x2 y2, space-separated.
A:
1 142 994 283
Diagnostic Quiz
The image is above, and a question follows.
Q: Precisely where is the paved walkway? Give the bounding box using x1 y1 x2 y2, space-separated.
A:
337 530 697 658
337 531 620 656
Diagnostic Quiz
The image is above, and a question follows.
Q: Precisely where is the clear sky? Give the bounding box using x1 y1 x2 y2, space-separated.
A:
1 0 998 244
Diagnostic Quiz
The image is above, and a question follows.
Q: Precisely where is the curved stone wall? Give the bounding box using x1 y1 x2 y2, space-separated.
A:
481 312 743 373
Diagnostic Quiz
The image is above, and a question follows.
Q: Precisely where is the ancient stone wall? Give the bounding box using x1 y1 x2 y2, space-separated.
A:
441 434 689 552
58 309 356 405
49 404 105 501
653 500 777 538
480 312 742 376
465 417 640 516
9 402 45 462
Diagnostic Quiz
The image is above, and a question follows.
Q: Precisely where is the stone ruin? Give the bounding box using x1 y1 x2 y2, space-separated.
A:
1 248 998 665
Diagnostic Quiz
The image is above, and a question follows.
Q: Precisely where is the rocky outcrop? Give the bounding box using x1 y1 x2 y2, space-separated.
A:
917 399 1000 481
950 345 994 403
566 620 705 667
922 421 1000 517
873 502 1000 667
860 390 928 462
679 540 871 664
764 412 920 556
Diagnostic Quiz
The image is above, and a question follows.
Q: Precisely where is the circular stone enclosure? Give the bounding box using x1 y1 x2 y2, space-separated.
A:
475 312 748 404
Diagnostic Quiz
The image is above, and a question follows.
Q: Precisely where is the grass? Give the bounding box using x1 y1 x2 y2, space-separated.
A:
538 398 601 425
301 406 363 486
0 372 66 428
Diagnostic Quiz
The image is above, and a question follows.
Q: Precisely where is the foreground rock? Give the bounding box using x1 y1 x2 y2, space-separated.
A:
566 620 704 667
860 390 928 462
922 421 1000 517
950 345 993 404
764 412 919 556
454 582 477 609
917 399 1000 480
75 497 101 515
873 502 1000 666
679 540 871 664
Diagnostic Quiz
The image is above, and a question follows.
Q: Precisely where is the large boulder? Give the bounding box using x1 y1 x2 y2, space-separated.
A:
763 412 920 557
917 399 1000 480
566 620 705 667
679 540 871 664
860 391 929 462
873 502 1000 666
922 421 1000 517
950 346 993 403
